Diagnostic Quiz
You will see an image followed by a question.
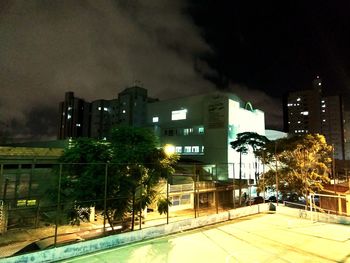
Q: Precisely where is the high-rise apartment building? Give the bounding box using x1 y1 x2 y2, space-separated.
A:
118 86 157 127
58 92 90 139
343 110 350 160
58 86 157 140
90 99 118 139
283 76 345 160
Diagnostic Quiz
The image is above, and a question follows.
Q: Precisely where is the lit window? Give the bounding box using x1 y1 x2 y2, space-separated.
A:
104 107 108 111
171 196 180 206
297 121 301 124
76 123 81 127
301 111 309 115
152 117 159 123
175 146 182 153
184 128 189 135
122 110 126 114
297 98 301 102
67 114 71 119
98 107 101 111
201 146 205 153
184 146 191 153
318 83 321 86
171 109 187 120
322 110 325 113
68 106 72 111
323 119 326 122
192 146 199 153
198 127 204 134
321 104 326 108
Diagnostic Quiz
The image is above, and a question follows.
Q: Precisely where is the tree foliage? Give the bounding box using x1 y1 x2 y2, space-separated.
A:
57 127 178 226
258 134 332 199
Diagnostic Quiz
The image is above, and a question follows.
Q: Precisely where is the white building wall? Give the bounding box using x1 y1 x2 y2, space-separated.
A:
147 92 266 181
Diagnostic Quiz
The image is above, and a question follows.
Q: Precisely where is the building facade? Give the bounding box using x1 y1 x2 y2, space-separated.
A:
283 76 345 160
147 91 266 182
58 92 90 139
58 86 157 140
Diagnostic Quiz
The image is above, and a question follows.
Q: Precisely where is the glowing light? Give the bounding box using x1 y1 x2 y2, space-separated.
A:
164 144 175 156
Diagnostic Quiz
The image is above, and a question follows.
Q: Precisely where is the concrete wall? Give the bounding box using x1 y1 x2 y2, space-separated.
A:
4 204 269 263
276 205 350 225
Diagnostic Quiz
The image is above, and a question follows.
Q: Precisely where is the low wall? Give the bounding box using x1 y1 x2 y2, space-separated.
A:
276 205 350 225
4 203 269 263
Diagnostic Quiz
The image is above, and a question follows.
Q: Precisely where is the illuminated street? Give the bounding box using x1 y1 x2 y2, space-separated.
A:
63 213 350 263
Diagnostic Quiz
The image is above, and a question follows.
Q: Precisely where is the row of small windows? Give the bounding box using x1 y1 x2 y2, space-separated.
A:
152 109 188 124
97 107 128 114
164 127 205 136
175 145 204 154
287 103 301 107
295 130 308 133
98 107 109 111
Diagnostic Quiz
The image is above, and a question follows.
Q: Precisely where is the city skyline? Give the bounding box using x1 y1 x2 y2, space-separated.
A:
1 1 349 140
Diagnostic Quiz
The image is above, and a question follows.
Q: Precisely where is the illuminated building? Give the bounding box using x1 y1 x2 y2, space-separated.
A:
283 76 345 160
147 91 266 181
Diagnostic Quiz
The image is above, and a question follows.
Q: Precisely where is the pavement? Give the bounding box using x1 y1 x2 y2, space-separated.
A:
62 213 350 263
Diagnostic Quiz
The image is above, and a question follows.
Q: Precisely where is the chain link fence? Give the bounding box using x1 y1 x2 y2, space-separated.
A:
0 162 254 258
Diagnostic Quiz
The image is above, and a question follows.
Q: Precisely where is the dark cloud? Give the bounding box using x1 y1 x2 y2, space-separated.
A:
0 0 281 141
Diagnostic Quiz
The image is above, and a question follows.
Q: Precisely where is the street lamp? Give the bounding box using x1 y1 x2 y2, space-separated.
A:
164 144 175 156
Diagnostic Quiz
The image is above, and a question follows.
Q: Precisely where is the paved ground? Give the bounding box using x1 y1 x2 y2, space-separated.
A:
62 213 350 263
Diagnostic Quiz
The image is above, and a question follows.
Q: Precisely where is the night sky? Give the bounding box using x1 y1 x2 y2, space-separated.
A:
1 1 350 141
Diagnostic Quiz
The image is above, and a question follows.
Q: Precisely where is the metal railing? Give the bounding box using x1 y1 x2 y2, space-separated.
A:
0 161 252 258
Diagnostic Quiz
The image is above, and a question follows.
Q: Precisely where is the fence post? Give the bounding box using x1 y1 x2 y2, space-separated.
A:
194 174 197 219
166 171 169 224
103 163 108 234
54 164 62 247
139 182 142 230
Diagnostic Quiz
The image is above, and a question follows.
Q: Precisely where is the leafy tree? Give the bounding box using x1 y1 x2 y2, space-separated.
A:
258 134 332 200
58 138 112 204
57 127 178 230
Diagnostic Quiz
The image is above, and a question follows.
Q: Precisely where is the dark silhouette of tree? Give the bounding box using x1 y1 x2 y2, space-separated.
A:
57 127 178 230
230 132 269 204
